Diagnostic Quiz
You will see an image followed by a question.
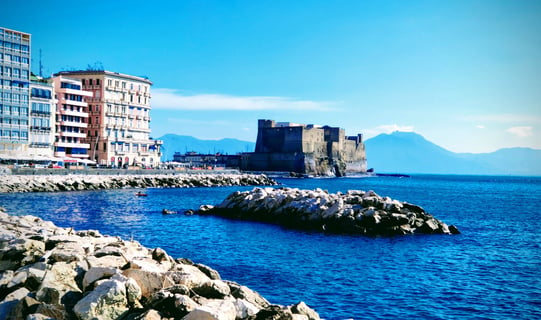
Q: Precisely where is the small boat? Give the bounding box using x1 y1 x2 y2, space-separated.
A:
162 209 177 215
135 192 148 196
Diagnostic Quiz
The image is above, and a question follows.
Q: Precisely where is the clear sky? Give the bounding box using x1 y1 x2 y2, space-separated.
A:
2 0 540 153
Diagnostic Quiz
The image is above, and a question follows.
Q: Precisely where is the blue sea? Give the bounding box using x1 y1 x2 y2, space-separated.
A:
1 174 540 319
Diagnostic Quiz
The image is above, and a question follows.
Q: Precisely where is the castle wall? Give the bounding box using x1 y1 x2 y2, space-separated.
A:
244 119 367 176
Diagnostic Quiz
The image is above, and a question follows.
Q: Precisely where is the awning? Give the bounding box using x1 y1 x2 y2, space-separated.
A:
77 159 96 164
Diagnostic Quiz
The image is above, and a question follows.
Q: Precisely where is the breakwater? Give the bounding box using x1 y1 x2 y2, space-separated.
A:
194 187 460 236
0 208 320 320
0 174 277 193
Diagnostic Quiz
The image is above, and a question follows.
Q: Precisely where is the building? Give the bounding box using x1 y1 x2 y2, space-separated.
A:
55 70 162 168
28 77 55 159
50 75 92 161
241 119 367 176
172 151 241 169
0 27 31 160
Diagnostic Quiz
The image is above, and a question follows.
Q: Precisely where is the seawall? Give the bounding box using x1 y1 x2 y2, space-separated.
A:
0 173 277 193
0 208 320 319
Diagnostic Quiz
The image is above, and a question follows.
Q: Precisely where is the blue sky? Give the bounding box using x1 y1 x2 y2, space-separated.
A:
2 0 540 153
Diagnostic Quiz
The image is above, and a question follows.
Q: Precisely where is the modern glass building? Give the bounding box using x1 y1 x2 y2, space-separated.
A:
0 27 31 159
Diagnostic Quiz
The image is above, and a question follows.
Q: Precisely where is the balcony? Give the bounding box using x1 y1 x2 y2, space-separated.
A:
55 141 90 149
58 131 86 138
58 121 88 128
59 109 89 118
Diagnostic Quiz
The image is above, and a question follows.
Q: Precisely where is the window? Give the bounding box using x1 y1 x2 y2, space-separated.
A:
96 79 100 85
60 82 81 90
108 79 112 86
88 79 93 85
122 82 126 89
82 79 86 85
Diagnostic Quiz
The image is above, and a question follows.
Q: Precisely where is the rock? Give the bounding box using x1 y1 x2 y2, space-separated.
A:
183 299 237 320
234 299 260 318
0 211 320 320
82 267 119 290
125 277 142 306
73 279 128 320
36 262 82 306
122 269 175 298
254 304 295 320
290 301 320 320
227 281 270 309
192 280 231 299
195 263 221 280
0 287 30 319
196 187 459 237
137 309 162 320
0 174 277 193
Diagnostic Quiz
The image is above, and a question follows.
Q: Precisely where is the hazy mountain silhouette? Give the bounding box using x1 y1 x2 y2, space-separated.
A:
364 131 541 176
159 134 255 161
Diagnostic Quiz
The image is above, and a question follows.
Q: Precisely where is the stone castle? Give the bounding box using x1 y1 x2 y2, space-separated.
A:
241 119 367 176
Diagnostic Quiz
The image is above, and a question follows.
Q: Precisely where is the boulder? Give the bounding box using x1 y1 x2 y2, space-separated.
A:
72 279 128 320
82 267 119 290
192 280 231 299
36 262 81 305
122 269 175 298
291 301 320 320
183 299 237 320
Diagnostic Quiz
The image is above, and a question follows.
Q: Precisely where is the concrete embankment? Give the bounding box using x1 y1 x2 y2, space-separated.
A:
195 187 460 236
0 174 277 193
0 208 320 320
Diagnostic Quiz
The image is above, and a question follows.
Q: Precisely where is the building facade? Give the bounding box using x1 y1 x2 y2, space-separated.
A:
56 70 162 168
51 75 92 160
0 27 31 159
242 119 367 176
28 78 55 159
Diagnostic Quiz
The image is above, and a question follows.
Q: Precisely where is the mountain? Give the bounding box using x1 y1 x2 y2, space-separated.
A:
158 134 255 161
364 131 541 176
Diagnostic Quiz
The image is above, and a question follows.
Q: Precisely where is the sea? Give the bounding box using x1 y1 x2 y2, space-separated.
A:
1 174 540 320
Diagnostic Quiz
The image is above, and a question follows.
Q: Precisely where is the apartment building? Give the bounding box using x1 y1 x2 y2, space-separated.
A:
28 78 55 158
56 70 162 168
0 27 31 159
50 75 92 160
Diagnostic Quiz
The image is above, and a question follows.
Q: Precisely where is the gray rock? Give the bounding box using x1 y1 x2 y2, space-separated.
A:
36 262 81 305
73 279 128 320
192 280 231 299
291 301 320 320
82 267 119 290
183 299 237 320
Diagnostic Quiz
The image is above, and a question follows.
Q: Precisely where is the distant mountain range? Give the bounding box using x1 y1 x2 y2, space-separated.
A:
364 131 541 176
159 132 541 176
158 134 255 161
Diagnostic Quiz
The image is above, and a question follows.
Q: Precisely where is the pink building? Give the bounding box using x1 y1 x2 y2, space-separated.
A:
51 75 92 160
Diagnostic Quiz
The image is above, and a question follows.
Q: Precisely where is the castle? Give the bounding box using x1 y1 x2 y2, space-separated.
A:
241 119 367 176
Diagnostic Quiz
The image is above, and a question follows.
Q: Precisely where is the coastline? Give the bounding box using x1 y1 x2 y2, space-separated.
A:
0 208 320 319
0 173 277 193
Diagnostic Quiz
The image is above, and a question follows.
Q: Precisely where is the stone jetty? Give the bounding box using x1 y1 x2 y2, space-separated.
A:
0 174 277 193
194 187 460 236
0 208 320 320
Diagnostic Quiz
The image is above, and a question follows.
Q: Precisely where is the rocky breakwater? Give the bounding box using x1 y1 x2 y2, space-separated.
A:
195 187 460 236
0 174 277 193
0 208 320 320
